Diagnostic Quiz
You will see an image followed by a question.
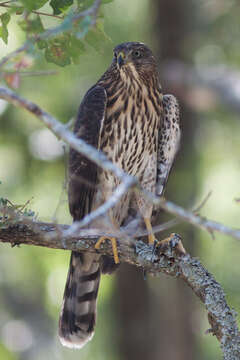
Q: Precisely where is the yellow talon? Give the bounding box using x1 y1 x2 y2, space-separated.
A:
95 236 120 264
144 217 156 244
156 233 186 255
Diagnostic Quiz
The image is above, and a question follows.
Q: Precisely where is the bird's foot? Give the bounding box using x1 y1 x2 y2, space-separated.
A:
147 232 156 245
155 233 186 256
144 217 156 245
95 236 120 264
143 217 158 262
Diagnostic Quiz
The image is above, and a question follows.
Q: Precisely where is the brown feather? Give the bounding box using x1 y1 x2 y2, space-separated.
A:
59 42 180 349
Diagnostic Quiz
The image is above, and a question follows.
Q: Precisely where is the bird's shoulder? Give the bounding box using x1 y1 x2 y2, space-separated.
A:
74 85 107 135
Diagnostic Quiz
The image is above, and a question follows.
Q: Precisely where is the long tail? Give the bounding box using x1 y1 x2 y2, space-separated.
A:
59 251 101 348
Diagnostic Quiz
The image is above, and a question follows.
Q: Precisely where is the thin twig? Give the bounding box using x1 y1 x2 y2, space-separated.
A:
158 197 240 240
0 1 12 5
0 3 64 19
1 70 58 77
0 44 28 68
33 0 102 42
31 10 63 19
147 192 213 238
193 190 212 214
18 197 34 212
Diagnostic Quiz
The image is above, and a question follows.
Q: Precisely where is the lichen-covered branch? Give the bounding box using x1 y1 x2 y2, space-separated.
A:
0 223 239 359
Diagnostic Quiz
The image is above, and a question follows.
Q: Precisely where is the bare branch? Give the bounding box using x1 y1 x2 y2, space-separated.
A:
132 188 240 241
31 10 63 19
0 223 239 359
158 197 240 240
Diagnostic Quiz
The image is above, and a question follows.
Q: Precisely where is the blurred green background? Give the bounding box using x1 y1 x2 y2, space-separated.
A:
1 0 240 359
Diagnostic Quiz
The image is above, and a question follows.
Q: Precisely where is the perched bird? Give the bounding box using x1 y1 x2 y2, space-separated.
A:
59 42 181 348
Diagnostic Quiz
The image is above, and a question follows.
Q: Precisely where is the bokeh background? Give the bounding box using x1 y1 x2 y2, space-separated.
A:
1 0 240 359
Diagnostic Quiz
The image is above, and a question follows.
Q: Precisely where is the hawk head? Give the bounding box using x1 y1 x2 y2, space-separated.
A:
112 42 158 82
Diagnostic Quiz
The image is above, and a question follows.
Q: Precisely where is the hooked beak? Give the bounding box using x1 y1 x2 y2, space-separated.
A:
117 51 125 68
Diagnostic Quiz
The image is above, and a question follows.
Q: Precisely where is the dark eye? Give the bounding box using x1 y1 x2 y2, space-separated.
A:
114 51 117 58
133 50 141 58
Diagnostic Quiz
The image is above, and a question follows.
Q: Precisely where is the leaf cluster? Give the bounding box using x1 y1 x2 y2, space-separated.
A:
0 0 113 67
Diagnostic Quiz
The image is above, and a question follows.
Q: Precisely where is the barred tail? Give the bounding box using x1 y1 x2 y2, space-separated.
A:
59 251 101 348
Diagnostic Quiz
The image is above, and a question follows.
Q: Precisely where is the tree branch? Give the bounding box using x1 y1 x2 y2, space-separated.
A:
158 198 240 240
0 223 239 359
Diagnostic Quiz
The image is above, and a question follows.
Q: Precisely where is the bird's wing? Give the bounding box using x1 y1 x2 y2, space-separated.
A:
68 85 107 221
156 94 181 196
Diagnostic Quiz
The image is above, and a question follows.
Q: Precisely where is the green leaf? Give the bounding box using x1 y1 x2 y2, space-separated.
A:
0 198 7 206
85 20 111 52
19 15 44 34
12 6 24 15
45 37 71 66
67 35 85 64
77 0 113 10
37 39 48 49
42 33 86 66
50 0 73 15
0 26 8 44
29 15 44 33
1 13 10 26
77 0 94 11
20 0 48 11
0 13 10 44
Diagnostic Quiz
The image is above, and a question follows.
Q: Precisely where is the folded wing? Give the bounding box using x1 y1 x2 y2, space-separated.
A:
156 94 181 196
59 85 107 349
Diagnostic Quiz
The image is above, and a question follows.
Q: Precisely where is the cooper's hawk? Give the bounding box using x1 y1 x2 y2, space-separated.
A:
59 42 181 348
